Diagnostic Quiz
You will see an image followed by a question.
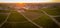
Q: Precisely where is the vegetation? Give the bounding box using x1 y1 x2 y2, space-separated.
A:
0 3 60 28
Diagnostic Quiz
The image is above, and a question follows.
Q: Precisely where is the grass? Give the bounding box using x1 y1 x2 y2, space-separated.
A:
21 10 43 20
42 8 60 16
0 8 59 28
2 21 38 28
7 10 27 22
54 17 60 22
33 13 59 28
26 10 43 14
0 10 10 13
1 10 38 28
0 14 8 24
0 9 10 24
0 4 60 28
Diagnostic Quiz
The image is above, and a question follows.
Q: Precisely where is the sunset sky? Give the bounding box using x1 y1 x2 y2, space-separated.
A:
0 0 60 3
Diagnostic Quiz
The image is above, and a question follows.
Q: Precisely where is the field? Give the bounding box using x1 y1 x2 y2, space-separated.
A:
0 3 60 28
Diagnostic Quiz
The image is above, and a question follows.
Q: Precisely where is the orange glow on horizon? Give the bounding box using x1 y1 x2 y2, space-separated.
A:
16 3 25 7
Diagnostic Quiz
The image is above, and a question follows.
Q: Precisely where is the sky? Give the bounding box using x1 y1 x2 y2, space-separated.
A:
0 0 60 3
